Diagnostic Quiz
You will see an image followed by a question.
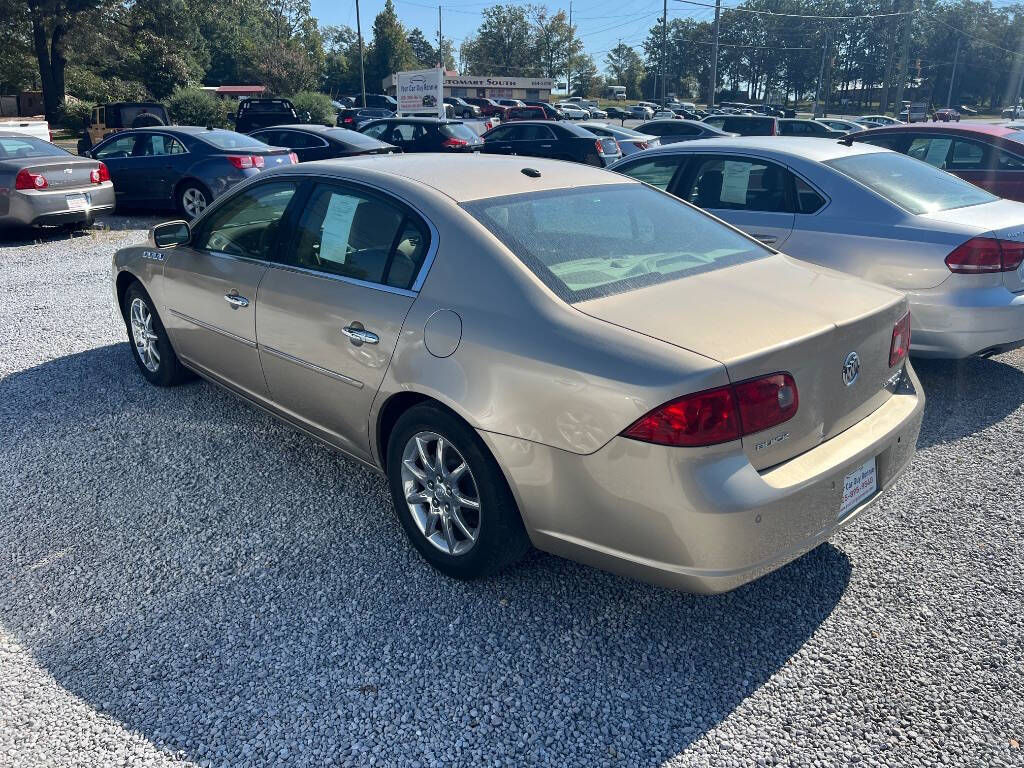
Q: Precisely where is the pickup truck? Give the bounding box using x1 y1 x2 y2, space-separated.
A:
234 98 307 134
0 119 50 141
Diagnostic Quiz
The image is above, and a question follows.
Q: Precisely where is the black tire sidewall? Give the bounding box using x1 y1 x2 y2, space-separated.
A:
123 283 184 387
386 404 529 580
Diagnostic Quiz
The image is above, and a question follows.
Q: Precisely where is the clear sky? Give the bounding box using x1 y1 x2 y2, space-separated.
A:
310 0 712 74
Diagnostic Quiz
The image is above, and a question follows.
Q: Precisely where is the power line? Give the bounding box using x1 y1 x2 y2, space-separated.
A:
672 0 913 20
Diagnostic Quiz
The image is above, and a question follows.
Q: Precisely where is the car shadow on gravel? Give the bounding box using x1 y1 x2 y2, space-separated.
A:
0 344 852 767
912 352 1024 450
0 213 160 247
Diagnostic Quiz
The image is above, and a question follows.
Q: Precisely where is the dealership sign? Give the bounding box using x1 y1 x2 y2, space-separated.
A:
444 76 554 89
397 68 444 118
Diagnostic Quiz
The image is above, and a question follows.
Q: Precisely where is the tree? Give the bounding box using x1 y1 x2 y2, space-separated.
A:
460 4 537 76
367 0 415 89
533 8 580 81
605 43 645 99
26 0 107 120
569 53 600 97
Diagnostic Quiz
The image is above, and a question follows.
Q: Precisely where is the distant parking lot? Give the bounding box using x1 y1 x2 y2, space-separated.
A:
1 215 1022 767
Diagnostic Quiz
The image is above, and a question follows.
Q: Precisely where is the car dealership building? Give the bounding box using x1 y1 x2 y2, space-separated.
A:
384 74 555 102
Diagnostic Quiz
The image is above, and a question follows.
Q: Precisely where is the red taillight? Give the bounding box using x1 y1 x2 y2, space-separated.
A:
342 116 355 124
90 162 109 184
15 169 47 190
890 311 911 367
945 236 1024 273
622 372 799 447
227 154 265 169
595 140 605 155
288 152 299 164
441 137 469 148
733 373 799 436
622 386 740 447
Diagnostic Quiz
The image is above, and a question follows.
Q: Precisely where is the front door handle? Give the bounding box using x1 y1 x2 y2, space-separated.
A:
224 293 249 308
753 234 778 244
342 325 379 346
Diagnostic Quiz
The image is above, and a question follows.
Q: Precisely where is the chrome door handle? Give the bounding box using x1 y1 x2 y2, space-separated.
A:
753 234 778 244
342 326 379 345
224 293 250 308
540 144 552 147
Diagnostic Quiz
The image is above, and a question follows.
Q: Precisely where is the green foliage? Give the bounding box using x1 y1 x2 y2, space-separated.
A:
460 4 537 78
65 67 151 102
56 98 92 130
368 0 416 88
606 44 646 100
290 90 335 124
168 87 230 128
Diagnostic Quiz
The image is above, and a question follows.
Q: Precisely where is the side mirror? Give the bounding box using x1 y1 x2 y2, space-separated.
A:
150 220 190 248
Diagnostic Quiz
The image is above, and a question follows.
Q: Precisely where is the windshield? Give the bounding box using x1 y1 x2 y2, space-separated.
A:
826 152 996 214
0 135 68 159
201 130 270 150
462 183 768 303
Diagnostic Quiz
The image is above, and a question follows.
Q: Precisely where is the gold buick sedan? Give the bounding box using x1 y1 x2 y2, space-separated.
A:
112 155 924 593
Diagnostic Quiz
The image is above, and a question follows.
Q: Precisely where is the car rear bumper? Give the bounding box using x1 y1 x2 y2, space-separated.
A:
480 364 924 594
908 281 1024 358
1 182 115 226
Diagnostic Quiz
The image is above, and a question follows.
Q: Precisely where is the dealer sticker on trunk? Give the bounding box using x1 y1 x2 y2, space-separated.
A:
840 457 877 518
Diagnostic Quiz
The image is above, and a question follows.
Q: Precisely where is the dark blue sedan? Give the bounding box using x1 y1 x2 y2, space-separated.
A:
84 126 297 218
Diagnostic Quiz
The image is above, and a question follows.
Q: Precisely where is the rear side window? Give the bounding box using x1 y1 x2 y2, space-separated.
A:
462 183 767 303
290 184 429 290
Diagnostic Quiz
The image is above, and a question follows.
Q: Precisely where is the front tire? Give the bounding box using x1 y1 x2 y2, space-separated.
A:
123 282 191 387
386 404 530 580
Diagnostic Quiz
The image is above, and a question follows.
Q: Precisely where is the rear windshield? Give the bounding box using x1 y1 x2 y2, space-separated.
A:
825 152 996 214
200 130 270 150
242 100 294 113
462 183 768 303
326 128 386 147
439 123 478 140
0 135 68 159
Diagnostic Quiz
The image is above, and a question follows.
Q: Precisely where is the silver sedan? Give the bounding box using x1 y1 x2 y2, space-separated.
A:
0 131 114 228
611 137 1024 358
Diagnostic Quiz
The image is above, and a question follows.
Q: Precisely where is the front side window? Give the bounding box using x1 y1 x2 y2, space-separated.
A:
683 156 793 212
94 134 137 159
193 181 298 260
614 156 684 190
462 183 767 303
907 136 954 168
826 152 996 214
291 184 429 290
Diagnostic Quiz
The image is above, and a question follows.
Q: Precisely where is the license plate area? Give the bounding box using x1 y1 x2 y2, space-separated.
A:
66 193 90 211
840 457 877 518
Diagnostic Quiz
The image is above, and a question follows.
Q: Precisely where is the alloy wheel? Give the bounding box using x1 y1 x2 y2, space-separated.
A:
182 187 207 218
400 431 481 556
129 297 160 372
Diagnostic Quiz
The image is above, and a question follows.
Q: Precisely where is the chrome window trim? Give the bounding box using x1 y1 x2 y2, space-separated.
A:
168 309 257 348
185 172 440 294
261 345 364 389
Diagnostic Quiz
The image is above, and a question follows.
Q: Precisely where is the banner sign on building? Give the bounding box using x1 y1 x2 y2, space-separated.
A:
396 68 444 118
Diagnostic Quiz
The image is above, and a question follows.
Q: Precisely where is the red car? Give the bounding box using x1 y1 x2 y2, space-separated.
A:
462 97 505 118
851 123 1024 201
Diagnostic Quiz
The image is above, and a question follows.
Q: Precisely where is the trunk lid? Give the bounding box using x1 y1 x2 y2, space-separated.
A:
597 137 620 156
919 198 1024 293
575 256 908 469
23 157 98 190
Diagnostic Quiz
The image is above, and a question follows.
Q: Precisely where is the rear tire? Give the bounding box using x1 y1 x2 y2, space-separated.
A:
386 403 531 580
122 282 192 387
177 181 211 220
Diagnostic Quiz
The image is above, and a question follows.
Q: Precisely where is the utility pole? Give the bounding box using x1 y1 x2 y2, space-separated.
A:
894 0 913 118
355 0 367 107
567 0 573 96
812 28 830 117
946 36 960 108
708 0 720 109
660 0 668 106
438 6 443 69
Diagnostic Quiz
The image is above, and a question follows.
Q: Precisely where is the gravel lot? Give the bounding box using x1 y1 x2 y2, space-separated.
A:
1 215 1022 768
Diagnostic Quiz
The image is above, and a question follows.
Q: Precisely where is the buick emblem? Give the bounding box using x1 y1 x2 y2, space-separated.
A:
842 351 860 387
